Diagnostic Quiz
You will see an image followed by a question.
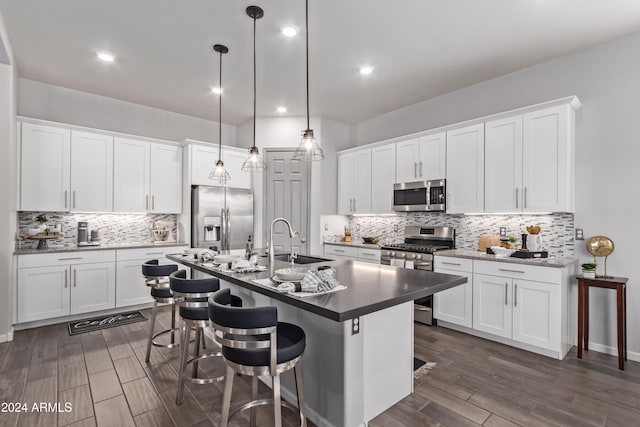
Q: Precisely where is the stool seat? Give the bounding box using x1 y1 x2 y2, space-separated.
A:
223 322 305 367
151 287 173 299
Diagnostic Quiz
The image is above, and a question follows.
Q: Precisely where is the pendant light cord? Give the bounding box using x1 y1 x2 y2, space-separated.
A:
305 0 310 131
218 49 223 159
253 15 257 149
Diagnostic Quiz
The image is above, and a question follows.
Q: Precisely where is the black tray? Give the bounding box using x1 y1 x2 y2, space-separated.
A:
486 248 548 258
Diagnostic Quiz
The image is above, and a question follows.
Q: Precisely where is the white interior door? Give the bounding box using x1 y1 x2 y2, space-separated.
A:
265 149 309 255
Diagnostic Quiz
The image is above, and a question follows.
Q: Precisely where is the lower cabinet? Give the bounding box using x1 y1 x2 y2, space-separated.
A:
17 265 70 323
434 257 473 328
323 244 381 264
70 263 116 315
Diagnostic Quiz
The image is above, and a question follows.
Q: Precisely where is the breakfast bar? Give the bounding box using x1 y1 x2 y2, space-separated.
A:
167 254 466 427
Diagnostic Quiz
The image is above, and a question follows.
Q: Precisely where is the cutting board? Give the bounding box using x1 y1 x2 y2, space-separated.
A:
479 235 501 252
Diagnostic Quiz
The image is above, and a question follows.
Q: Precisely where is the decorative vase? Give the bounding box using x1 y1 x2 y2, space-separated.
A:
582 269 596 278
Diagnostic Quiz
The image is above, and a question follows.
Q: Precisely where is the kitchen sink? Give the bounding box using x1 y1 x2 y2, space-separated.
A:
274 254 333 264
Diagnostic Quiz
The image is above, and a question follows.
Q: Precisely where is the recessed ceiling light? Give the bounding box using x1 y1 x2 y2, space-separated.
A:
97 52 115 62
211 87 223 94
277 106 287 113
281 26 298 37
359 66 373 75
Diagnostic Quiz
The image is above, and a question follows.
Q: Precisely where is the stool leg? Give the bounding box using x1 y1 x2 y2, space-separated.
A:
617 286 624 370
250 376 258 427
294 364 307 427
273 374 282 427
145 300 158 363
193 327 201 379
220 365 235 427
170 300 177 345
176 321 191 405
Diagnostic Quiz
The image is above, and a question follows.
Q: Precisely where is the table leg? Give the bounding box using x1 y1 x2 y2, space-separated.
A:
584 285 590 352
624 285 627 361
577 280 584 359
617 285 625 370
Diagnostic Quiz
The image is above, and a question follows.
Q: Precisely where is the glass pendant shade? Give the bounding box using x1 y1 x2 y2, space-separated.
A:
293 128 324 161
241 146 267 171
209 159 231 183
209 44 231 183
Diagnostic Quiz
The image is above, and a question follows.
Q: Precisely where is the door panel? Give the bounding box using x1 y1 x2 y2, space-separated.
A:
71 131 114 212
433 270 472 327
71 262 116 314
114 137 149 212
512 279 559 350
18 266 70 322
473 274 511 338
485 116 523 213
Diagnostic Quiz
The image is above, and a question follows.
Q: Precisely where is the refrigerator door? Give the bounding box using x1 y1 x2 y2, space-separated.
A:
225 188 254 251
192 186 225 250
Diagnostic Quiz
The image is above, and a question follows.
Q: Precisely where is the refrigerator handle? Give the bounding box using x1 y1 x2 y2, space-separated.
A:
220 208 226 251
226 207 231 250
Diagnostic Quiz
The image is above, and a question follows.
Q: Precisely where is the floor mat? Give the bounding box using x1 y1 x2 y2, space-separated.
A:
68 311 147 335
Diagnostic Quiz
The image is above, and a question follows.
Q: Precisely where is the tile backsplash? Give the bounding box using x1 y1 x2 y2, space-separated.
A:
325 212 574 257
17 212 178 250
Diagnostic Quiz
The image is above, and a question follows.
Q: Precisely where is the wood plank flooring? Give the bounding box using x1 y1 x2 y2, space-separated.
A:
0 306 638 426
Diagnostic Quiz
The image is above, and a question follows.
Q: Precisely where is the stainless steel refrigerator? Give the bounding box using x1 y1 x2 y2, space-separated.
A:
191 186 254 251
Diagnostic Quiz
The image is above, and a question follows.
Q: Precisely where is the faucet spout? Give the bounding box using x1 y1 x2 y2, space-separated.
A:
268 217 297 266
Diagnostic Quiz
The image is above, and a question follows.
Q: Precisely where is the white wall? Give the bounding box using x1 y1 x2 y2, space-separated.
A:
352 32 640 359
0 10 17 342
18 78 237 145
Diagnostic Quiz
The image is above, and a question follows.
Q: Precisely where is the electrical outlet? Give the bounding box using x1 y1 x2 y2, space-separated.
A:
575 228 584 240
499 227 507 237
393 224 399 232
351 317 360 335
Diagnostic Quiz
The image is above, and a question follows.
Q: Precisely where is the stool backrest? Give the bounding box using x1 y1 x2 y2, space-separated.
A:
209 288 279 373
170 269 220 308
142 259 178 288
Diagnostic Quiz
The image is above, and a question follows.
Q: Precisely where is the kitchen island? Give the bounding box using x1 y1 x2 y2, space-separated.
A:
167 254 466 427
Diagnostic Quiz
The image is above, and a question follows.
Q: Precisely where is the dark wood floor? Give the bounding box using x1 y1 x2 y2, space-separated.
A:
0 306 638 427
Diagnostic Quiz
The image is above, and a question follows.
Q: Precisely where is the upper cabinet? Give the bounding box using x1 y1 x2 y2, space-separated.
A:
337 149 372 215
446 124 485 214
371 144 396 214
20 123 113 212
395 132 446 183
189 143 252 190
114 137 182 213
485 116 523 213
221 146 252 190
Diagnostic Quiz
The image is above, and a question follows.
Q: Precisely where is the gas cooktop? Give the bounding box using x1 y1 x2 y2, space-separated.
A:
381 226 455 253
381 243 451 254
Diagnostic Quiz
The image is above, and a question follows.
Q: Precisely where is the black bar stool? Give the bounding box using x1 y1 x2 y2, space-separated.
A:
141 259 180 363
169 269 241 406
209 288 307 427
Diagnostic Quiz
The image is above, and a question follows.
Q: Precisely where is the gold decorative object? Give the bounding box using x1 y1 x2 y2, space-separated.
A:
586 236 615 278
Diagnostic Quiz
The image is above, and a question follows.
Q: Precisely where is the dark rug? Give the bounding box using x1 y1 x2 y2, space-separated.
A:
68 311 147 335
413 357 437 379
414 357 426 371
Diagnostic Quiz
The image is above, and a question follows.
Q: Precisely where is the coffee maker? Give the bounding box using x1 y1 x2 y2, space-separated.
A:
77 222 100 246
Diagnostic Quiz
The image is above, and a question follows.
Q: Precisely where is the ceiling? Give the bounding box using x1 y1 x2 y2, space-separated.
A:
2 0 640 126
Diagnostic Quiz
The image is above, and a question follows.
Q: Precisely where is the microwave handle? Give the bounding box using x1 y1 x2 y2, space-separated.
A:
414 162 417 178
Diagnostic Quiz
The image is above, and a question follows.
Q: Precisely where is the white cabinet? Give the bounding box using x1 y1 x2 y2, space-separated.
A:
337 150 371 215
190 143 252 189
20 122 71 211
522 105 574 212
371 144 395 214
434 257 473 328
473 273 512 338
323 245 380 264
446 124 484 213
71 131 114 212
395 133 446 183
17 251 116 323
222 146 252 190
357 248 381 264
114 137 181 213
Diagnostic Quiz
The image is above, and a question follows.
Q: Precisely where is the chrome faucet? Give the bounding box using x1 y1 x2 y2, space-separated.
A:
268 217 298 266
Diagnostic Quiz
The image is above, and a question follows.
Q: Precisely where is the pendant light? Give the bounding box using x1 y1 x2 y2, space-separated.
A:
241 6 267 172
293 0 324 161
209 44 231 184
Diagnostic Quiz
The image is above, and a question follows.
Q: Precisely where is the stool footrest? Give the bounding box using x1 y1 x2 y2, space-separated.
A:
151 327 181 349
229 398 302 425
184 351 225 384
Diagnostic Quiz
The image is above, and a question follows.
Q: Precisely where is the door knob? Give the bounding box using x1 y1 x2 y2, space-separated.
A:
300 237 307 243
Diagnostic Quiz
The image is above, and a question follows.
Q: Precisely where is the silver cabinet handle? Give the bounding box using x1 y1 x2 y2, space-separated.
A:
498 268 525 274
515 187 519 209
524 187 528 209
146 195 149 210
419 161 423 177
349 198 353 212
505 283 508 305
65 270 68 288
64 190 68 209
334 249 345 253
145 252 164 255
414 162 417 178
514 284 518 307
361 252 376 256
152 195 155 210
58 257 82 261
73 268 77 288
73 190 76 208
353 198 356 212
442 261 462 266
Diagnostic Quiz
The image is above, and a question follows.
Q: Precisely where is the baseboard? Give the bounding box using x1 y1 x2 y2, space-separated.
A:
0 328 14 343
587 342 640 363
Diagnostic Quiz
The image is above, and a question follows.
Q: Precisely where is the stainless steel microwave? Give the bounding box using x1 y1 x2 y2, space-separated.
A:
392 179 446 212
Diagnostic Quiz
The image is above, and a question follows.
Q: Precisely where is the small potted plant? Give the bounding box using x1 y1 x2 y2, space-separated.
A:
507 235 518 250
35 214 48 234
581 262 597 278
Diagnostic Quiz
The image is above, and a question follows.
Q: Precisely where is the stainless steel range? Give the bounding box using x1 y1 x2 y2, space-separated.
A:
381 226 456 325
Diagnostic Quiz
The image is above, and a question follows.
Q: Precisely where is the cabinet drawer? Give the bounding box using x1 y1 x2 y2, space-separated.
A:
18 250 116 268
434 256 473 273
358 248 381 262
324 244 358 258
474 260 561 283
117 246 188 261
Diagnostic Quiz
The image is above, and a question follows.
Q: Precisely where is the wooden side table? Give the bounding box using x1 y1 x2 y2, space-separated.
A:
577 275 628 370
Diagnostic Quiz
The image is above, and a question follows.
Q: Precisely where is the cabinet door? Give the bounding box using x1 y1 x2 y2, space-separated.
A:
116 260 153 307
191 144 220 186
446 124 484 214
418 132 446 180
70 262 116 315
473 274 511 338
484 116 523 213
150 143 182 213
222 147 252 190
352 149 372 214
371 144 395 214
71 131 114 212
18 266 70 323
20 123 71 211
114 137 150 212
395 138 419 183
337 154 355 215
523 105 572 212
433 269 473 328
512 279 560 351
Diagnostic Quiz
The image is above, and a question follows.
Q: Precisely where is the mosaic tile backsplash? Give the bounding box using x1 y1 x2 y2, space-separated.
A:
325 213 574 257
17 212 178 250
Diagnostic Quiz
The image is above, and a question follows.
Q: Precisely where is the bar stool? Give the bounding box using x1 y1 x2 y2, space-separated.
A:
209 288 307 427
142 259 180 363
169 269 242 405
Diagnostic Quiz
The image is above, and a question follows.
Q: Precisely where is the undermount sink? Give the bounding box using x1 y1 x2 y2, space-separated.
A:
274 254 333 264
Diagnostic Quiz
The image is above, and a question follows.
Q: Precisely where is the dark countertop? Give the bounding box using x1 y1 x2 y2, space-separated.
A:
15 242 188 255
435 249 577 268
167 253 466 322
